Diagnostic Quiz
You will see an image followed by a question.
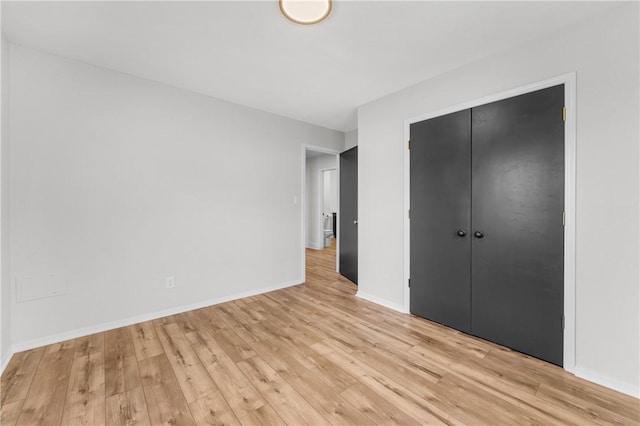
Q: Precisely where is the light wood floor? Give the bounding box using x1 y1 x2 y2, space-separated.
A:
1 238 638 425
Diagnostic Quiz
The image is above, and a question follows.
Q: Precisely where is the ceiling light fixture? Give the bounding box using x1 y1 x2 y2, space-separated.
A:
280 0 332 25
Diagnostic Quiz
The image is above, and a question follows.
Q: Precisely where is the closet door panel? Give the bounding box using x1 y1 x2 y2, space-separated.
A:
471 85 565 365
410 110 471 332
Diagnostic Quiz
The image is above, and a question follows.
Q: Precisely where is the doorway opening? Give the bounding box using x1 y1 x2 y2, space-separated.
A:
302 146 340 282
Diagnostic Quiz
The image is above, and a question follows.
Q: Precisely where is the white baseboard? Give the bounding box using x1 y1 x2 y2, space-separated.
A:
306 242 324 250
11 278 302 354
0 349 13 376
574 366 639 399
8 279 638 402
355 292 640 399
356 291 407 313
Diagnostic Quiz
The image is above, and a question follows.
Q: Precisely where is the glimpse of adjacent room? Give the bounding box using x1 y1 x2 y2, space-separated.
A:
305 150 338 255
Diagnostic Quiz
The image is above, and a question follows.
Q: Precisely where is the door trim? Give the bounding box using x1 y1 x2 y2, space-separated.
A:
403 73 577 373
302 145 341 283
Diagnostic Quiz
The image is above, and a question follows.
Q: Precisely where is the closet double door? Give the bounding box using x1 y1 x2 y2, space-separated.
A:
410 85 564 366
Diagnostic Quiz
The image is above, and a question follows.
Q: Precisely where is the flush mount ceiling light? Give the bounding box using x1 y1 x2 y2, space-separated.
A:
280 0 332 25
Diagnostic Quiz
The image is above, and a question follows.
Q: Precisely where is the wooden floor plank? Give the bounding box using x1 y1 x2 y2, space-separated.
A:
306 357 357 395
60 350 106 426
238 404 285 426
252 342 370 426
311 340 459 425
237 356 330 426
105 327 141 397
189 390 241 426
129 321 164 361
212 305 244 329
105 387 151 426
0 400 25 426
233 299 266 323
537 383 639 425
15 341 75 426
209 328 256 363
0 347 45 405
169 313 199 335
154 322 218 403
340 382 422 426
185 329 266 420
436 372 547 425
74 333 105 359
445 362 593 425
182 308 218 334
138 354 196 425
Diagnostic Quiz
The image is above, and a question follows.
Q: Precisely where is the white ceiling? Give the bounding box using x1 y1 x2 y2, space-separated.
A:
2 1 619 132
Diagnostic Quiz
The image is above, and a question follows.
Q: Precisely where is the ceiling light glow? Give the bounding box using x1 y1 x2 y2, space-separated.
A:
280 0 332 25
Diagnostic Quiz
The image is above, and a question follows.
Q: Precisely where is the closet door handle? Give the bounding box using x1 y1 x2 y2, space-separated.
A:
474 230 484 239
457 229 467 237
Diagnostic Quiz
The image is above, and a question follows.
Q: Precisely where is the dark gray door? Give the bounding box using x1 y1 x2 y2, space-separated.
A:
339 146 358 284
471 85 564 366
409 85 565 366
410 110 471 332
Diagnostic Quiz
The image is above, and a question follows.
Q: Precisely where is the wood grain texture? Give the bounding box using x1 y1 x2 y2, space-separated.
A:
237 356 330 426
238 404 285 426
189 391 240 426
185 329 266 420
0 400 25 426
105 387 151 426
74 333 105 359
15 341 75 426
138 354 195 426
105 327 141 397
2 238 638 425
0 347 45 405
130 321 164 361
60 349 106 426
153 322 218 403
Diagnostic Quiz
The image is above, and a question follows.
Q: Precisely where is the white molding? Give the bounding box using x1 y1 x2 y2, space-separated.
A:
574 366 640 399
0 350 13 376
403 73 577 371
562 73 577 374
356 291 406 313
11 279 302 353
306 242 323 250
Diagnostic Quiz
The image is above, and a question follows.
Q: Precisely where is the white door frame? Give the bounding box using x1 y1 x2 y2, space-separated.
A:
403 73 577 373
302 145 341 283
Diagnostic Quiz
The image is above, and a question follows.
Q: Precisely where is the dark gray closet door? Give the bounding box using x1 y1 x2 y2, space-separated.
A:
410 110 471 332
339 146 358 284
471 85 564 366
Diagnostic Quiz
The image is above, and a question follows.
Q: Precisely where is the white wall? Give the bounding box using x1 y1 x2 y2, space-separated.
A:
323 169 337 216
9 44 344 349
357 4 639 396
305 153 336 250
344 129 358 150
1 31 12 371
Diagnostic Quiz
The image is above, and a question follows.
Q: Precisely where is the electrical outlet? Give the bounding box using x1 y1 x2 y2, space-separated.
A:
166 276 175 289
